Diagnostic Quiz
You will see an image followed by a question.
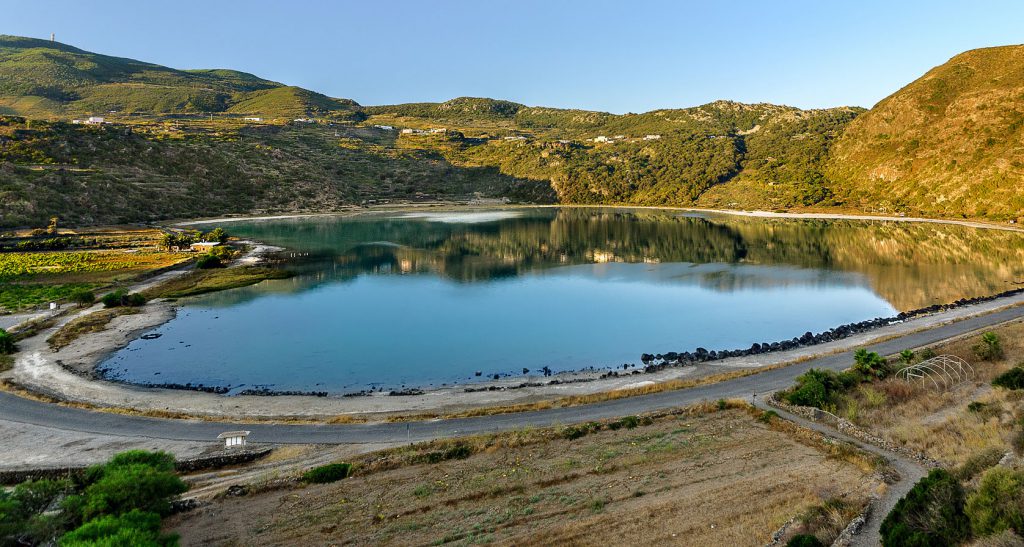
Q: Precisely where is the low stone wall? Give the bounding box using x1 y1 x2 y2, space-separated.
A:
0 446 272 485
766 394 941 468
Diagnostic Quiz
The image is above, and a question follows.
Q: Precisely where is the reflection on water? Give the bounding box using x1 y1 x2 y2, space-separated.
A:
221 208 1024 310
100 208 1024 392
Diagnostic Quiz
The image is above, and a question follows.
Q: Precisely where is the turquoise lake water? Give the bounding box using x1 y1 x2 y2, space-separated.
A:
98 208 1024 393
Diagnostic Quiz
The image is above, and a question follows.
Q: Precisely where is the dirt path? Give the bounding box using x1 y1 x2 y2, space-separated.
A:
753 400 927 547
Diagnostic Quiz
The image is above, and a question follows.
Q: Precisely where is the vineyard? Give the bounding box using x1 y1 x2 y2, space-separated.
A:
0 250 186 282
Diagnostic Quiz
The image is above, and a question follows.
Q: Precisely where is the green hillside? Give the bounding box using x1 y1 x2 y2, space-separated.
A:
826 45 1024 220
376 101 861 208
0 35 360 119
1 35 1023 226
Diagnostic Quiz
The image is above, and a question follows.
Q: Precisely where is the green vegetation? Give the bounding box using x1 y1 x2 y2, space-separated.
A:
786 534 824 547
0 450 186 546
782 350 890 409
142 266 291 299
992 366 1024 390
0 327 15 353
194 254 223 269
880 469 970 547
301 463 353 484
100 289 145 308
974 332 1004 361
68 287 95 306
827 45 1024 221
965 467 1024 536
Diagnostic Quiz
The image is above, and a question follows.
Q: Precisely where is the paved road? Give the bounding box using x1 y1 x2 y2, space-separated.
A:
2 304 1022 445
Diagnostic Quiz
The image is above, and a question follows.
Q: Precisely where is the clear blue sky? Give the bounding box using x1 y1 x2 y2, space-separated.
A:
3 0 1021 113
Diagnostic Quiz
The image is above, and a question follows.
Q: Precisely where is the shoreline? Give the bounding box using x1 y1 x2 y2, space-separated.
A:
7 290 1024 420
174 202 1024 233
4 203 1024 419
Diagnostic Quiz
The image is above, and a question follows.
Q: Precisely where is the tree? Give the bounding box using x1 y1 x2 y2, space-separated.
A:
974 332 1003 361
880 469 970 547
203 227 228 243
69 289 95 307
899 349 916 366
0 328 16 354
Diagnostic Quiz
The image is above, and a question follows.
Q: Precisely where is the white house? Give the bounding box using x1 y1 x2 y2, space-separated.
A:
86 117 105 125
217 431 250 449
643 134 662 140
400 128 415 134
294 118 316 123
244 117 263 122
373 125 394 130
593 135 611 143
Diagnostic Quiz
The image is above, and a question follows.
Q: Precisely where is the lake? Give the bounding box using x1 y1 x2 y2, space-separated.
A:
99 208 1024 393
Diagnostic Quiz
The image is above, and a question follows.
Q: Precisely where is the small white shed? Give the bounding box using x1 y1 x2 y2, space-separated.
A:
217 430 250 449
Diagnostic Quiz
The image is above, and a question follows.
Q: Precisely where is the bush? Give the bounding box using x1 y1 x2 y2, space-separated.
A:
68 451 187 521
301 463 353 484
993 367 1024 390
966 467 1024 537
100 290 146 308
880 469 970 547
758 410 779 423
955 447 1006 481
784 368 855 409
59 509 174 547
195 254 223 269
786 534 824 547
68 288 95 306
899 349 916 365
0 328 16 354
975 332 1004 361
853 349 888 379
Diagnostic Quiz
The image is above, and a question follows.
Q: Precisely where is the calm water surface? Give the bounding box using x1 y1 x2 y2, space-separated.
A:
100 208 1024 393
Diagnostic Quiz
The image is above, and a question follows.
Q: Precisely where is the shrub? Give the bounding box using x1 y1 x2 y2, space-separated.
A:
58 509 174 547
716 398 727 410
301 463 352 484
100 290 146 308
195 254 223 269
67 451 187 521
965 467 1024 536
758 410 779 423
880 469 970 547
974 332 1004 361
853 349 888 379
899 349 916 366
993 367 1024 390
919 348 937 360
954 447 1006 481
609 416 641 430
68 288 95 306
0 328 16 354
784 368 854 409
786 534 824 547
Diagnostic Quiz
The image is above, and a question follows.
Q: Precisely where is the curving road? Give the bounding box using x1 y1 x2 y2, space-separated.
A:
1 304 1022 445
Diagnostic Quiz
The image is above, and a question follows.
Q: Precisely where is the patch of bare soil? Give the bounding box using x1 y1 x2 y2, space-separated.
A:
167 409 879 546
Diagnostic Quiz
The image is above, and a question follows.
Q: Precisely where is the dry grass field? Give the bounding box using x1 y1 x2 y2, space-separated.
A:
167 405 882 546
829 319 1024 465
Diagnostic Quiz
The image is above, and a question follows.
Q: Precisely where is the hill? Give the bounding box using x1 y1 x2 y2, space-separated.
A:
0 35 361 119
826 45 1024 220
2 35 1023 226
